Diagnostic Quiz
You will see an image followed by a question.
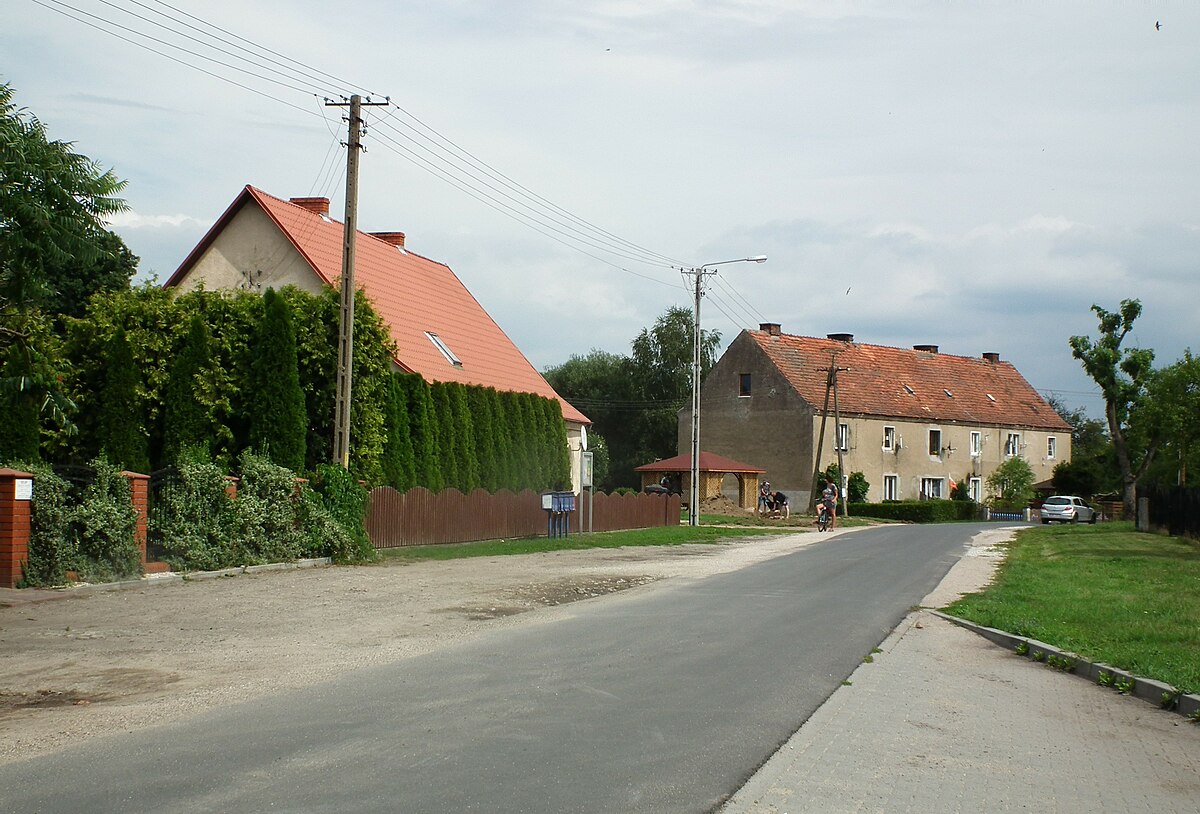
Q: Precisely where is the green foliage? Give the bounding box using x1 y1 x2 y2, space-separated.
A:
39 228 138 321
94 326 149 472
232 451 308 564
1139 350 1200 489
247 289 306 471
986 456 1036 509
1069 300 1156 514
0 82 128 312
846 471 869 503
0 344 42 461
311 463 374 563
381 373 417 490
152 452 239 571
544 308 719 489
12 461 74 586
397 373 440 491
71 457 140 582
849 500 979 522
161 314 219 465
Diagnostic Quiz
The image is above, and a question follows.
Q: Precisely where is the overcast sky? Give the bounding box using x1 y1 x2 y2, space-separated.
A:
5 1 1198 419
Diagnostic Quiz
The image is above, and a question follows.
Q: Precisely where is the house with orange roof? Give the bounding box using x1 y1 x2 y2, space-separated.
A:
682 323 1071 507
165 186 590 490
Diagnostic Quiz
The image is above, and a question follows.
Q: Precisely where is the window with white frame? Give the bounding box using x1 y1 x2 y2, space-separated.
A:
883 425 896 451
969 477 982 502
970 431 981 457
1005 432 1021 457
1047 436 1057 459
928 429 942 456
883 474 898 501
920 477 944 499
425 331 462 367
837 422 849 451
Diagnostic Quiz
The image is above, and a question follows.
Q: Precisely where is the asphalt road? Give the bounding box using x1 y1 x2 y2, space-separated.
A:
1 524 980 814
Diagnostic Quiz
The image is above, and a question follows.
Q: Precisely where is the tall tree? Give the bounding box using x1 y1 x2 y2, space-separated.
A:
247 289 307 471
161 315 214 465
40 228 139 320
1069 300 1157 517
1138 350 1200 487
94 326 150 472
0 82 128 313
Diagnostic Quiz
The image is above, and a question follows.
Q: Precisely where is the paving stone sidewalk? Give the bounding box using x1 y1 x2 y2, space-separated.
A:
721 569 1200 813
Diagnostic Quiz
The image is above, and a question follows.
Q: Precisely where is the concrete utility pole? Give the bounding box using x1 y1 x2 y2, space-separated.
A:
811 352 849 514
327 94 387 469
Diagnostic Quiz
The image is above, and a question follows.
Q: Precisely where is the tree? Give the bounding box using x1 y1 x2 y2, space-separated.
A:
986 457 1035 510
1138 350 1200 487
1 82 128 312
161 315 215 465
247 289 307 471
1069 300 1157 517
40 228 138 321
543 307 721 489
94 326 150 472
1046 395 1119 494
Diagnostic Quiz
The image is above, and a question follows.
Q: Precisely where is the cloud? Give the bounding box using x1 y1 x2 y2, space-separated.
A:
106 211 207 230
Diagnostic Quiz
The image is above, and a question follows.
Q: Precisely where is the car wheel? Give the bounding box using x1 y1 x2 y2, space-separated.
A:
1089 513 1098 524
1042 519 1050 524
1071 514 1078 524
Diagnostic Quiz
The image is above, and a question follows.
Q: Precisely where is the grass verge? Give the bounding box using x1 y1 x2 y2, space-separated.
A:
944 522 1200 694
379 524 791 562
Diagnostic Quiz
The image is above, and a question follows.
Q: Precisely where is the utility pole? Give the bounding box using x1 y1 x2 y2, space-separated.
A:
327 94 387 469
811 351 849 513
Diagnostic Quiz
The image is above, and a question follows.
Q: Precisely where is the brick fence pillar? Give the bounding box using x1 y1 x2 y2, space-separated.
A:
122 471 151 569
0 468 35 589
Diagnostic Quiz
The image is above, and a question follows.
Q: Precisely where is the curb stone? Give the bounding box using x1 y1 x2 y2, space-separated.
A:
931 609 1200 720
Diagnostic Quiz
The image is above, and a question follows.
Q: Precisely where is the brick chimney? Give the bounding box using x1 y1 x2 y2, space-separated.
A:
289 197 330 216
827 333 854 343
370 231 406 248
759 322 782 336
982 352 1000 363
913 344 939 354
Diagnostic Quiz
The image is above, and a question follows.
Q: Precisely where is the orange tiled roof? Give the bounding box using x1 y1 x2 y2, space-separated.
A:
747 330 1069 431
169 186 588 425
634 451 766 474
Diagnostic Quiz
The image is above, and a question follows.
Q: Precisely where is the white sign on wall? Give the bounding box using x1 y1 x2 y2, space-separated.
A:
14 479 33 501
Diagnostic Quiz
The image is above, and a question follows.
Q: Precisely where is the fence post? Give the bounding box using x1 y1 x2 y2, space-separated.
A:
0 468 35 588
122 471 153 573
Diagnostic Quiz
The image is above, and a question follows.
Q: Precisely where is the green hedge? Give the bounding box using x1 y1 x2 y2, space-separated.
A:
849 500 981 523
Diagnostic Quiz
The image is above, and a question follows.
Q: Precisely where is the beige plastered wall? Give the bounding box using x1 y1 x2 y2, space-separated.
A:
812 416 1072 502
174 205 324 295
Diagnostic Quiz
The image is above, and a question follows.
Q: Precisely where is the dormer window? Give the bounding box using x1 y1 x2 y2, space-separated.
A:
425 331 462 367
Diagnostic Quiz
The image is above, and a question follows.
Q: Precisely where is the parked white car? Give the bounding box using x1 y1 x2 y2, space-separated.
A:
1040 495 1098 525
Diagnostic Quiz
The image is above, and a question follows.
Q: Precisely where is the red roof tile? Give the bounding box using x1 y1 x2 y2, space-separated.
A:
635 451 766 474
169 186 588 425
747 331 1069 431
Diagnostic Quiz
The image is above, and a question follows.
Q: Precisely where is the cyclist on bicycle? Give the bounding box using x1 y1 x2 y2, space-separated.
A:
819 477 838 529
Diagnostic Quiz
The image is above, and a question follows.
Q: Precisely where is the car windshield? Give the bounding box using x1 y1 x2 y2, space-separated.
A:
1045 497 1070 506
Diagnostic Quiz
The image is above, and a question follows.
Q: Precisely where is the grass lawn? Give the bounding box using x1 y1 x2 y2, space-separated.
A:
944 522 1200 694
379 524 791 562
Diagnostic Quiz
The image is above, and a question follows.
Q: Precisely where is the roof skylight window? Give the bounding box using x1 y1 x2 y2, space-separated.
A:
986 393 996 402
944 389 954 398
425 331 462 367
903 384 915 395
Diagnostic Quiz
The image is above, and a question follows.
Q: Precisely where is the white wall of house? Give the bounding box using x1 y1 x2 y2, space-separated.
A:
812 416 1071 501
175 205 323 295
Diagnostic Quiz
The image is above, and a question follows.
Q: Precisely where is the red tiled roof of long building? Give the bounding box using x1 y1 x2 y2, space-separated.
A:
171 186 588 425
747 331 1070 431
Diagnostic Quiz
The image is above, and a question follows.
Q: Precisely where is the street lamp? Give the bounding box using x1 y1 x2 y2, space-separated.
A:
685 255 767 526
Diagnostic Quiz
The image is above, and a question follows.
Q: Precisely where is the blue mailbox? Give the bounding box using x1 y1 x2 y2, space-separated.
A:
542 491 575 538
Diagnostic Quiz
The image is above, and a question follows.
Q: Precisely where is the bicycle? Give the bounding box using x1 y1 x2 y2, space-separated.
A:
816 504 832 532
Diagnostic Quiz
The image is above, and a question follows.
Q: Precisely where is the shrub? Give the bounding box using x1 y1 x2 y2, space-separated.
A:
311 464 375 563
71 457 140 582
233 451 305 565
12 462 74 587
849 500 979 523
151 453 239 571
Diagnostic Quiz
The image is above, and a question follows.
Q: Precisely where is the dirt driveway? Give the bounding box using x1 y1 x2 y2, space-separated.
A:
2 531 851 765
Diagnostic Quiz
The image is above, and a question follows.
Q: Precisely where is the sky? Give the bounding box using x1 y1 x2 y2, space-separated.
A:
4 1 1199 420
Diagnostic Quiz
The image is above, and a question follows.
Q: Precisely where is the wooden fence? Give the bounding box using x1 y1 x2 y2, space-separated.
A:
364 487 681 549
1140 485 1200 540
